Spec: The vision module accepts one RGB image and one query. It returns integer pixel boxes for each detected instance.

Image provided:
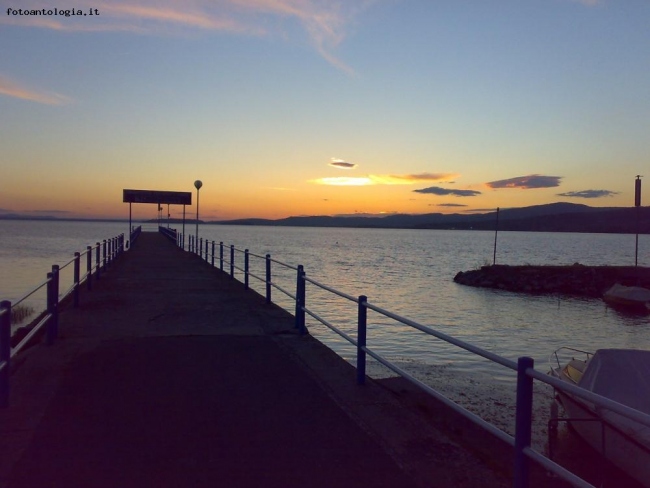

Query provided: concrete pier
[0,232,509,488]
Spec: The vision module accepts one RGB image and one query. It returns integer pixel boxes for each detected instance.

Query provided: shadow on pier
[0,233,508,488]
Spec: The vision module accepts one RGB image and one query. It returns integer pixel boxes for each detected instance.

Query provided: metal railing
[130,225,142,247]
[0,232,127,408]
[159,226,177,241]
[179,232,650,488]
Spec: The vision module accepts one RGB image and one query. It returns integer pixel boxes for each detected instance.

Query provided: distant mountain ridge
[213,202,650,234]
[2,203,649,234]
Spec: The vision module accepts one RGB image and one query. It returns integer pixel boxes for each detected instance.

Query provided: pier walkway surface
[0,232,509,488]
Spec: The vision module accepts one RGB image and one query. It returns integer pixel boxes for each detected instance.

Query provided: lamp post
[194,180,203,251]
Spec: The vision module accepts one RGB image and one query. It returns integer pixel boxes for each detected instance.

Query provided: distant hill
[212,203,650,234]
[3,203,649,234]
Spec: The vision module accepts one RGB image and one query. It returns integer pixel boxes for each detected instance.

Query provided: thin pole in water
[493,207,500,266]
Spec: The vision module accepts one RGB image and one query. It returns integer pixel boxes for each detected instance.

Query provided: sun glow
[309,177,374,186]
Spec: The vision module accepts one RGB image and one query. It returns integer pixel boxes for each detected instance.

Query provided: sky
[1,0,649,221]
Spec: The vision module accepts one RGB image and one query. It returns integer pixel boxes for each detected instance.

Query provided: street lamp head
[194,180,203,190]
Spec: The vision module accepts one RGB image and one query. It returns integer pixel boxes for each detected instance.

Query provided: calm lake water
[2,219,649,454]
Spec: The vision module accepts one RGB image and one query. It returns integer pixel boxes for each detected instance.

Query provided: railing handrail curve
[186,233,650,488]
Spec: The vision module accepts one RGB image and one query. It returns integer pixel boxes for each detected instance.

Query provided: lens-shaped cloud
[413,186,481,197]
[557,189,619,198]
[486,174,562,189]
[329,158,357,170]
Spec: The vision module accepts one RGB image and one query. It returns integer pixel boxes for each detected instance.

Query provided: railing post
[52,265,59,340]
[244,249,250,290]
[230,245,235,279]
[0,300,11,407]
[200,238,203,258]
[95,242,101,280]
[102,239,107,271]
[294,265,306,334]
[265,254,272,304]
[220,242,224,271]
[357,295,367,385]
[46,266,60,345]
[513,356,534,488]
[73,252,80,307]
[205,238,208,261]
[211,241,215,267]
[86,246,92,291]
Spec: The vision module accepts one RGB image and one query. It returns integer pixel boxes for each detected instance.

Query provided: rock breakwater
[454,264,650,298]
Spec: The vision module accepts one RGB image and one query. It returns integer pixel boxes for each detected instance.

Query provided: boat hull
[556,387,650,487]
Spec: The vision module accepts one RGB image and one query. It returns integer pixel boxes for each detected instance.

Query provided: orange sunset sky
[1,0,649,221]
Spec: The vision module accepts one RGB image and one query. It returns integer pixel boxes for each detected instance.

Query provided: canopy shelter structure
[123,189,192,243]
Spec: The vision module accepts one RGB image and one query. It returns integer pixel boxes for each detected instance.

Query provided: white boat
[602,283,650,311]
[549,348,650,487]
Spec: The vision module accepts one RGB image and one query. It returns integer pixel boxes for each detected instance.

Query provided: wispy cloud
[27,209,72,214]
[310,172,459,186]
[310,177,373,186]
[0,75,71,105]
[572,0,601,6]
[433,203,468,207]
[557,189,619,199]
[102,3,255,33]
[413,186,481,197]
[3,1,364,72]
[372,173,459,185]
[486,174,562,190]
[329,158,357,169]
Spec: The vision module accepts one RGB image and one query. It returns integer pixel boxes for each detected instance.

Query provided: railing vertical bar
[211,241,215,267]
[357,295,367,385]
[0,300,11,407]
[265,254,272,304]
[95,243,101,280]
[513,356,534,488]
[244,249,250,290]
[46,271,55,345]
[295,265,306,334]
[86,246,92,291]
[102,240,107,271]
[230,245,235,279]
[52,265,59,342]
[73,252,80,307]
[220,242,224,271]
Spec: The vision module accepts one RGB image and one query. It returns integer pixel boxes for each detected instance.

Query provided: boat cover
[603,284,650,305]
[578,349,650,444]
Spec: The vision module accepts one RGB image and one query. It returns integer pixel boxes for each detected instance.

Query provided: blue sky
[1,0,649,220]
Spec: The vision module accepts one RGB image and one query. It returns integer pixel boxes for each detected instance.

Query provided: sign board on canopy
[123,189,192,205]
